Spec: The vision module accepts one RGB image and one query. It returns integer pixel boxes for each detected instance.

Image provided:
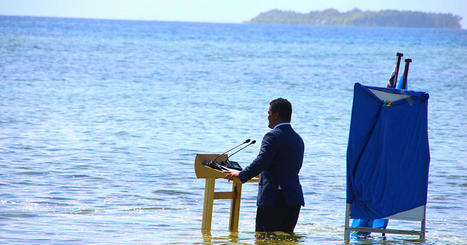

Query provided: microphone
[210,139,250,164]
[227,140,256,159]
[204,161,229,171]
[218,140,256,171]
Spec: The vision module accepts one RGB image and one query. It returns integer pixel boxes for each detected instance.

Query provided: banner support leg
[344,203,351,243]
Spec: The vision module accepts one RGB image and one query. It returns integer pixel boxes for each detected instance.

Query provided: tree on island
[248,9,462,29]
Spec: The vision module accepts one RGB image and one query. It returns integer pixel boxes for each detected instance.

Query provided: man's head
[267,98,292,129]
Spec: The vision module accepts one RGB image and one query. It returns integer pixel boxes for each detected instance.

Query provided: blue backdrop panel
[346,83,430,219]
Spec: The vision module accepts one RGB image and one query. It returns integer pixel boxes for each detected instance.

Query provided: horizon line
[1,14,465,30]
[0,14,241,24]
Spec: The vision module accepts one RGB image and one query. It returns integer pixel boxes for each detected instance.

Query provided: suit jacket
[239,124,305,206]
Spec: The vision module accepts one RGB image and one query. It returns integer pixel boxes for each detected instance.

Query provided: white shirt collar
[274,122,291,129]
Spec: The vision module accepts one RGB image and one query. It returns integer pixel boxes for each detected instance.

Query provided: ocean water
[0,16,466,244]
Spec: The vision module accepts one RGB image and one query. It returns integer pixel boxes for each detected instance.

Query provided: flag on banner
[396,74,406,89]
[387,68,397,88]
[387,52,403,88]
[397,59,412,90]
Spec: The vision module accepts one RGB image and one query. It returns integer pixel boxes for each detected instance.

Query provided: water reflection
[255,232,304,244]
[199,231,304,244]
[346,233,426,245]
[200,232,240,244]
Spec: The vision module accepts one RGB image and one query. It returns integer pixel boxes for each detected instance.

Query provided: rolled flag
[397,58,412,90]
[388,70,396,88]
[387,52,403,88]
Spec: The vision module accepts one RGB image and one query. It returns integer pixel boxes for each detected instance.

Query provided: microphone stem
[228,142,254,159]
[211,140,250,163]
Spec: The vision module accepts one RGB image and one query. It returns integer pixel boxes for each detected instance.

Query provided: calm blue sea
[0,16,466,244]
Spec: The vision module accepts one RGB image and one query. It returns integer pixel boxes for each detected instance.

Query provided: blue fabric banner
[346,83,430,219]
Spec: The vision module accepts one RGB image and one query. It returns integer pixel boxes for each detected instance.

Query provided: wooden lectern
[194,154,257,233]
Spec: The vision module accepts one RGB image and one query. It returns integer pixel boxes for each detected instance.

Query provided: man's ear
[273,112,280,121]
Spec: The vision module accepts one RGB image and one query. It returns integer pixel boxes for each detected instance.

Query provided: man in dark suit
[224,98,305,233]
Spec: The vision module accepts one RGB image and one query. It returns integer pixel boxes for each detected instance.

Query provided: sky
[1,0,466,28]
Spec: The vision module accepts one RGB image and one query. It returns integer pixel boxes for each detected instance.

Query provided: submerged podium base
[195,154,257,233]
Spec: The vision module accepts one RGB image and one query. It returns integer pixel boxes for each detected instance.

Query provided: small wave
[143,197,165,201]
[70,209,96,214]
[46,148,63,152]
[62,174,91,178]
[115,131,129,136]
[125,207,184,211]
[32,201,72,206]
[0,212,38,218]
[18,171,49,176]
[46,196,74,201]
[152,189,194,196]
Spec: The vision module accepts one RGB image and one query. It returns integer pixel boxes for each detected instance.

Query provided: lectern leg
[229,180,242,232]
[202,178,215,233]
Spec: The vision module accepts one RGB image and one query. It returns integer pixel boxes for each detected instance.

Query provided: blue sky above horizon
[1,0,466,28]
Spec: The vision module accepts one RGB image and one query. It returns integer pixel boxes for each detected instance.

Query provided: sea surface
[0,16,466,244]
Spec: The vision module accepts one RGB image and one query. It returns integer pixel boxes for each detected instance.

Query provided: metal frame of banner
[344,204,426,242]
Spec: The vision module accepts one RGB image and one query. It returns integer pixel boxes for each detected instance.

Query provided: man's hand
[223,169,240,182]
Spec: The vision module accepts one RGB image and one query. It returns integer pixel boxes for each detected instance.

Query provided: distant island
[248,9,462,29]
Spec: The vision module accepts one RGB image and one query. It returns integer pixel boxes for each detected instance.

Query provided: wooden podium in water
[194,154,257,233]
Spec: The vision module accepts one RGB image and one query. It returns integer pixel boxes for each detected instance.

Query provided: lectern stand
[194,154,257,233]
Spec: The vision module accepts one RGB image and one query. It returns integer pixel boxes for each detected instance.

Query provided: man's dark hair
[270,98,292,122]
